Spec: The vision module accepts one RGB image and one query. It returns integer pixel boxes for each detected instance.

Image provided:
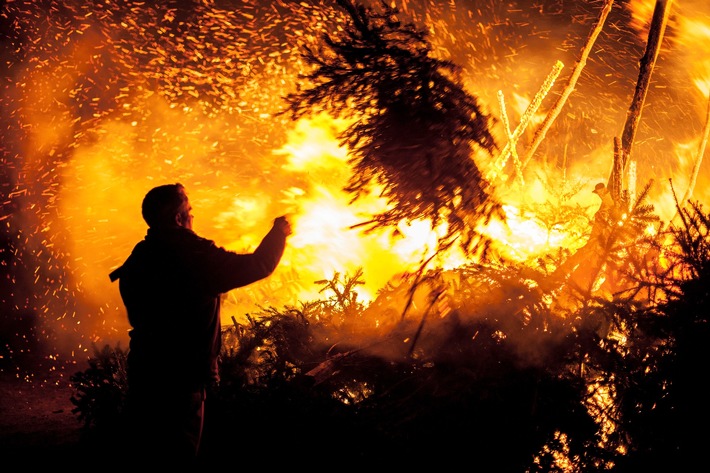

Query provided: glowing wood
[627,159,637,207]
[521,0,615,172]
[680,94,710,205]
[496,90,524,185]
[671,93,710,224]
[612,137,623,202]
[487,60,563,182]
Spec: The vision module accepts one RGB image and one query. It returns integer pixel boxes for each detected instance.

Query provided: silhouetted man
[109,183,291,466]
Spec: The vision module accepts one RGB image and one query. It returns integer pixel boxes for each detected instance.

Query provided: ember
[1,0,709,469]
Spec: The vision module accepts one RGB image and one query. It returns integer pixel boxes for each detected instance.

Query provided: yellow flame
[6,0,710,353]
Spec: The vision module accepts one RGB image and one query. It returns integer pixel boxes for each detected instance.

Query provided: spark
[0,0,708,367]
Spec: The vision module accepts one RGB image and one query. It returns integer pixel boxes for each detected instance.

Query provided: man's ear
[174,212,184,227]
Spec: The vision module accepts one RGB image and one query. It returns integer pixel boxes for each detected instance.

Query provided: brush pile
[71,197,710,471]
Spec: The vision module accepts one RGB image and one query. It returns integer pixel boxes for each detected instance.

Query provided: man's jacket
[109,224,287,392]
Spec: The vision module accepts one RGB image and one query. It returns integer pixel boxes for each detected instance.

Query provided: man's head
[141,183,193,229]
[592,182,607,195]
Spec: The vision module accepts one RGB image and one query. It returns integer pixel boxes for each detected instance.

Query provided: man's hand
[274,215,293,236]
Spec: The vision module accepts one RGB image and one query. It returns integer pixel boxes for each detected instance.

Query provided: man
[592,182,615,223]
[109,183,291,466]
[549,181,618,306]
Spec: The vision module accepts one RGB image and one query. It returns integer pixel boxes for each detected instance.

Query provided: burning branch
[497,90,525,186]
[487,61,564,183]
[679,93,710,206]
[520,0,615,172]
[612,137,624,201]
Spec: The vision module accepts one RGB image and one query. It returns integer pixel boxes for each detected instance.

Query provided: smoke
[1,0,709,362]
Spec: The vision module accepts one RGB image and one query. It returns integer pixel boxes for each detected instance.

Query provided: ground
[0,356,86,466]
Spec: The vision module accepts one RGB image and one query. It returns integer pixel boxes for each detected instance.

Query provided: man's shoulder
[169,228,224,256]
[149,227,214,245]
[180,228,216,246]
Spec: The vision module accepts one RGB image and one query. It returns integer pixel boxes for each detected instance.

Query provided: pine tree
[284,0,502,257]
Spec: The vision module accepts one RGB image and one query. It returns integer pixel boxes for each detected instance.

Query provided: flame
[627,0,660,37]
[266,114,472,304]
[485,205,574,260]
[1,0,709,357]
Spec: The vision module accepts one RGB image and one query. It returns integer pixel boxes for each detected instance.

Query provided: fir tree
[284,0,503,258]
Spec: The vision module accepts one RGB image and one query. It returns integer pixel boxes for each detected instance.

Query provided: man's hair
[141,183,187,228]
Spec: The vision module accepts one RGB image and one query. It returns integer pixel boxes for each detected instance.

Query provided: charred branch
[617,0,675,174]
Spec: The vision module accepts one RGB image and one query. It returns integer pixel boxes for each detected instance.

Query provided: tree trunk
[617,0,674,174]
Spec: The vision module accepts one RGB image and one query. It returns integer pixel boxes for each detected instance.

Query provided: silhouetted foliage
[284,0,503,258]
[69,343,127,430]
[548,180,662,313]
[609,199,710,472]
[69,197,709,470]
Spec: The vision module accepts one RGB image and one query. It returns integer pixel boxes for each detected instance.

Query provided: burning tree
[283,0,503,260]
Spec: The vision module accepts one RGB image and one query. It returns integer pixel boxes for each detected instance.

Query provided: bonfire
[2,0,708,470]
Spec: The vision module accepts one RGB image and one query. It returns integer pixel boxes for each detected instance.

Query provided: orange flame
[3,0,709,357]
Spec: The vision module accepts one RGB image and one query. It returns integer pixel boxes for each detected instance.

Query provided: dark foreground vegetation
[70,197,710,472]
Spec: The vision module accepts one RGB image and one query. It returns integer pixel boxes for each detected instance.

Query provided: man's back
[117,226,222,390]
